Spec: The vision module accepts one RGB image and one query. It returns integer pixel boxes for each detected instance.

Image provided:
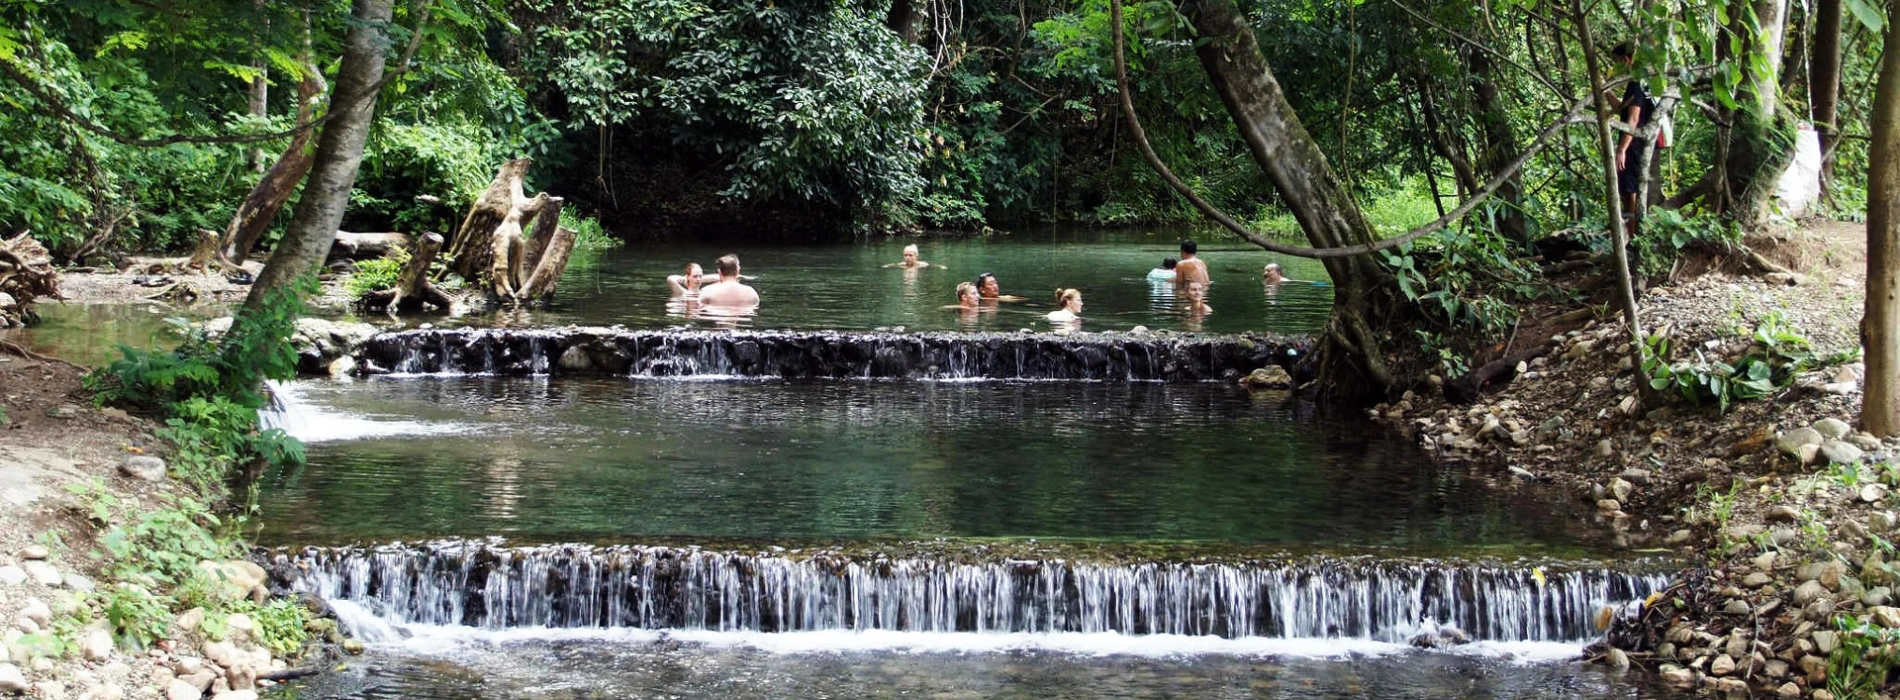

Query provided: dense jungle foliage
[0,0,1883,255]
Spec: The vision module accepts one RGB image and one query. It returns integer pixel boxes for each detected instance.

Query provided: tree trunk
[444,158,555,302]
[523,197,566,270]
[1865,13,1900,437]
[1419,77,1480,197]
[1466,45,1529,248]
[241,0,391,311]
[360,232,451,313]
[1724,0,1798,232]
[887,0,924,44]
[1184,0,1395,403]
[328,232,411,260]
[1575,0,1658,408]
[220,58,327,266]
[520,226,578,303]
[1811,0,1843,194]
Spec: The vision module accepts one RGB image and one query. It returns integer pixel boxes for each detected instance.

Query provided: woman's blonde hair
[1055,288,1081,305]
[904,244,920,256]
[955,281,976,299]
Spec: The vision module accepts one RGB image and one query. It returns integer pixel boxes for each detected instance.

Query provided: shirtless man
[886,244,932,269]
[1173,239,1209,293]
[975,272,1027,302]
[698,254,760,308]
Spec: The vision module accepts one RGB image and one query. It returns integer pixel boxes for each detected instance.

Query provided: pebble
[63,572,94,592]
[1824,439,1868,465]
[0,663,23,693]
[1741,572,1772,588]
[1793,580,1829,606]
[1814,418,1852,439]
[167,679,201,700]
[117,455,167,482]
[1710,654,1736,676]
[1814,630,1839,655]
[1869,586,1895,607]
[0,567,21,586]
[17,546,47,561]
[20,560,60,587]
[1766,505,1801,523]
[18,600,48,628]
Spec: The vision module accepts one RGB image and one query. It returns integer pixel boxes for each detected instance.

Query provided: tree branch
[1110,1,1588,259]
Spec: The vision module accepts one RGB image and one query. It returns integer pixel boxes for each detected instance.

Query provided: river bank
[1380,219,1894,697]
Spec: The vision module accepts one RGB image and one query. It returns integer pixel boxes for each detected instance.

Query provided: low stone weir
[276,541,1666,643]
[347,327,1306,381]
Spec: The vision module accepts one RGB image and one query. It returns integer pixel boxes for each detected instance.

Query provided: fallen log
[329,232,412,260]
[360,232,451,313]
[520,225,577,302]
[1443,342,1555,404]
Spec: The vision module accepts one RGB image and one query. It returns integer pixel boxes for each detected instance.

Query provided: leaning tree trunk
[1467,45,1529,248]
[220,57,327,267]
[444,158,558,303]
[1864,12,1900,437]
[361,232,451,312]
[241,0,390,311]
[1811,0,1843,196]
[1185,0,1396,404]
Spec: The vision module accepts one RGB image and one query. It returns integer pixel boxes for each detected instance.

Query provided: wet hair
[1180,239,1197,255]
[716,254,741,277]
[903,244,920,256]
[1162,257,1178,270]
[686,263,703,276]
[1264,263,1281,272]
[955,281,977,300]
[977,272,996,287]
[1611,42,1634,60]
[1055,288,1082,306]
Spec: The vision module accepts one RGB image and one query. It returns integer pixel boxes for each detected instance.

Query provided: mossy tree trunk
[1864,12,1900,437]
[1184,0,1396,404]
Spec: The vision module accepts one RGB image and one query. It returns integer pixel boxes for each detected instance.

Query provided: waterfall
[352,328,1305,382]
[279,542,1666,643]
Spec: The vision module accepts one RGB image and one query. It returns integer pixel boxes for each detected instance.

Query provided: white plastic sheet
[1775,123,1824,219]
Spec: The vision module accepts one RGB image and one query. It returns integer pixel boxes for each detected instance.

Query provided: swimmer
[1046,288,1084,323]
[976,272,1028,302]
[885,244,933,269]
[1173,239,1209,293]
[699,254,760,308]
[942,280,982,310]
[1147,257,1177,281]
[666,263,720,297]
[1184,281,1212,314]
[1261,262,1309,285]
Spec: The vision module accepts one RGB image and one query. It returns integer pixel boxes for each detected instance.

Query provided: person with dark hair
[699,254,759,308]
[1173,239,1209,292]
[1147,256,1178,281]
[1612,42,1657,240]
[975,272,1026,302]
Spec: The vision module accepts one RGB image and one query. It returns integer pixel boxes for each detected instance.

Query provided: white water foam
[377,625,1585,662]
[327,599,404,644]
[260,380,474,443]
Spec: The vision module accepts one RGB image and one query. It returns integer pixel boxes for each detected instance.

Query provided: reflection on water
[286,628,1686,700]
[0,302,205,367]
[255,378,1600,552]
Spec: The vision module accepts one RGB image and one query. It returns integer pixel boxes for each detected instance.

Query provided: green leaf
[1845,0,1886,32]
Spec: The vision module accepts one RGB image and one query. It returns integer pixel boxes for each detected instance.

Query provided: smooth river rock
[0,663,25,693]
[1777,427,1825,457]
[1814,418,1852,440]
[19,561,59,587]
[118,455,167,482]
[1823,439,1867,465]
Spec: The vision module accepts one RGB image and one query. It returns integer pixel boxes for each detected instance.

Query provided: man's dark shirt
[1621,79,1657,130]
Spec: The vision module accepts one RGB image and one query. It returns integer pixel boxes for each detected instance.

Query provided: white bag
[1655,113,1674,149]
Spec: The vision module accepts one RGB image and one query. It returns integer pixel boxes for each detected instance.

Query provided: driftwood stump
[360,232,451,313]
[0,233,60,327]
[444,158,574,305]
[329,232,411,260]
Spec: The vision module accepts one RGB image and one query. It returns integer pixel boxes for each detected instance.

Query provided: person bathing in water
[666,263,720,297]
[943,281,984,310]
[1147,257,1177,281]
[1173,239,1209,293]
[698,254,760,309]
[886,244,933,269]
[976,272,1027,302]
[1046,288,1084,323]
[1183,281,1212,314]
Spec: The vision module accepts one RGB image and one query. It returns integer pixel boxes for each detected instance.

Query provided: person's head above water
[715,254,741,278]
[903,244,920,262]
[1161,257,1178,270]
[955,281,979,306]
[1054,287,1082,311]
[1180,239,1198,257]
[977,272,1000,298]
[1186,281,1206,302]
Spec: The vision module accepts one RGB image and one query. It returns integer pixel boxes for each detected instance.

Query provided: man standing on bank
[1613,42,1657,242]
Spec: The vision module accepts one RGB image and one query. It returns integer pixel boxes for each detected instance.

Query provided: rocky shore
[1376,224,1899,697]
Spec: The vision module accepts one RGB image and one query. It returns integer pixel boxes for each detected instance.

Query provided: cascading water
[350,327,1307,382]
[279,541,1665,644]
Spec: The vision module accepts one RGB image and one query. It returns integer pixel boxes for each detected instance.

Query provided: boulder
[81,627,113,662]
[196,560,267,602]
[118,455,167,482]
[167,678,202,700]
[1822,440,1867,465]
[1239,366,1293,390]
[1814,418,1853,440]
[20,561,59,587]
[1777,427,1825,457]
